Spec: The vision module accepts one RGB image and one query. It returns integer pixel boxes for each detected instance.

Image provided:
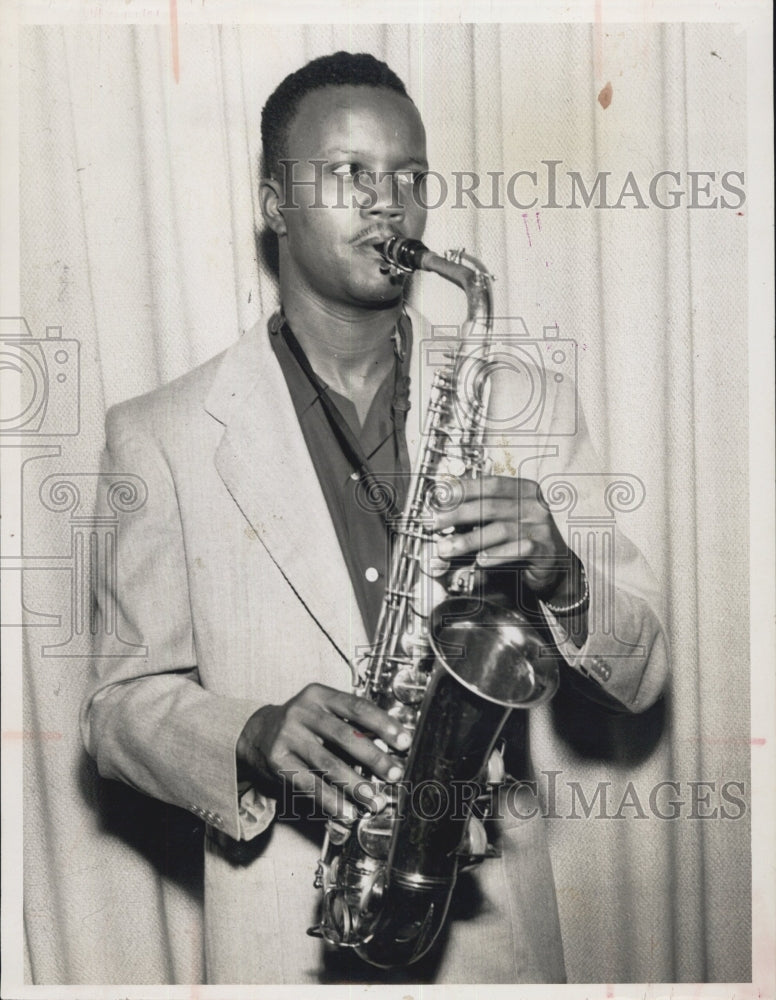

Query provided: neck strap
[277,315,412,523]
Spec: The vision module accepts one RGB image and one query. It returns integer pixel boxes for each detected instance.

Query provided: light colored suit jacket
[80,308,668,984]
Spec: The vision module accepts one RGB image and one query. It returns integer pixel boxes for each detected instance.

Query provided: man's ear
[259,177,287,236]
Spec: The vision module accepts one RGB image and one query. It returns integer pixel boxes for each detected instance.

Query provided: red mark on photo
[522,213,532,248]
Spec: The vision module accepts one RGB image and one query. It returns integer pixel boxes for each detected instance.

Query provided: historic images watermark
[272,159,747,211]
[1,315,147,656]
[273,770,748,823]
[0,317,80,436]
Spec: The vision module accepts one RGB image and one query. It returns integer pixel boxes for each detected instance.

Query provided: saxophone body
[307,237,559,968]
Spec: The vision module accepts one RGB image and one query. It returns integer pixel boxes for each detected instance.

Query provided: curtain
[15,20,750,986]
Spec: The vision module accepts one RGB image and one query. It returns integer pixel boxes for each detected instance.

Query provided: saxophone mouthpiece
[379,236,431,274]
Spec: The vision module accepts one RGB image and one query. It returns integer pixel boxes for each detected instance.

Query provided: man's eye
[332,164,371,183]
[394,170,425,186]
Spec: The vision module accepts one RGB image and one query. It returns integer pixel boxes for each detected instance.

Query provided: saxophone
[307,236,560,968]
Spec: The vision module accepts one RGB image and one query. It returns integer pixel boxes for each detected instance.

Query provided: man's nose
[361,172,405,222]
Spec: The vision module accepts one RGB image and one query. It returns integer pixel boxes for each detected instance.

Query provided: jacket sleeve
[488,361,669,714]
[79,403,275,841]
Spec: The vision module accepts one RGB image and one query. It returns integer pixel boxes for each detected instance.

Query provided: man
[81,52,668,984]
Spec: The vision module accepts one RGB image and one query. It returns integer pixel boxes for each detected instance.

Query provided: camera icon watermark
[420,318,578,439]
[0,317,80,436]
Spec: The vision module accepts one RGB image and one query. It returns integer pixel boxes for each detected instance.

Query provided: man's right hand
[236,683,412,821]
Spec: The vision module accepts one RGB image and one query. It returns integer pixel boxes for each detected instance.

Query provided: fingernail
[387,765,403,782]
[396,732,411,750]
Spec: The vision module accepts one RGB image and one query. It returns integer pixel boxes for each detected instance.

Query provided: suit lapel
[205,317,369,665]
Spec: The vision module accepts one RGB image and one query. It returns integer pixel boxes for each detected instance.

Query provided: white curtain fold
[19,21,749,985]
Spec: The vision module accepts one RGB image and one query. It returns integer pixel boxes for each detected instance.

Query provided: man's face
[271,85,428,310]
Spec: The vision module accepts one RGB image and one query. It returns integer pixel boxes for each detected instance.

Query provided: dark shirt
[269,315,413,637]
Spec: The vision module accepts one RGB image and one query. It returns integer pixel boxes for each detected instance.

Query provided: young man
[81,52,668,984]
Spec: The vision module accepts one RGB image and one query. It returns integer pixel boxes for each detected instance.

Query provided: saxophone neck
[379,237,493,334]
[432,250,493,335]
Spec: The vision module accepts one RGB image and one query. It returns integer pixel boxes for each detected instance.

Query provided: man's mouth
[349,225,401,250]
[348,226,409,279]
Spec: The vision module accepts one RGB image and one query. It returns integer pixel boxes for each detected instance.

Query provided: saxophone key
[357,807,395,860]
[325,816,356,846]
[442,456,467,477]
[456,815,489,860]
[392,667,427,705]
[400,632,431,656]
[485,746,506,785]
[357,782,388,814]
[388,702,419,729]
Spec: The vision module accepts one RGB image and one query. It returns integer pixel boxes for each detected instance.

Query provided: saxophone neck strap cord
[276,313,412,525]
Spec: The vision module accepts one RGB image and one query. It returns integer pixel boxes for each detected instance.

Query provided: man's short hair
[261,51,411,181]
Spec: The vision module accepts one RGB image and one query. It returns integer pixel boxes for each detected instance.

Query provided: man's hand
[432,475,574,599]
[237,684,412,821]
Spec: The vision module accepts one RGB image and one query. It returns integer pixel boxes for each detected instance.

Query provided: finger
[285,745,390,819]
[312,711,405,784]
[434,497,541,531]
[431,478,512,522]
[433,488,548,532]
[303,742,394,813]
[476,543,564,594]
[436,520,512,560]
[278,751,359,822]
[432,475,542,507]
[474,538,536,567]
[323,691,412,752]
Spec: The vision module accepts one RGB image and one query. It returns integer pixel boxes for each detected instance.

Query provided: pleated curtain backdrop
[19,21,750,985]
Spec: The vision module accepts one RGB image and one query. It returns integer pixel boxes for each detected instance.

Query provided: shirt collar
[267,310,413,418]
